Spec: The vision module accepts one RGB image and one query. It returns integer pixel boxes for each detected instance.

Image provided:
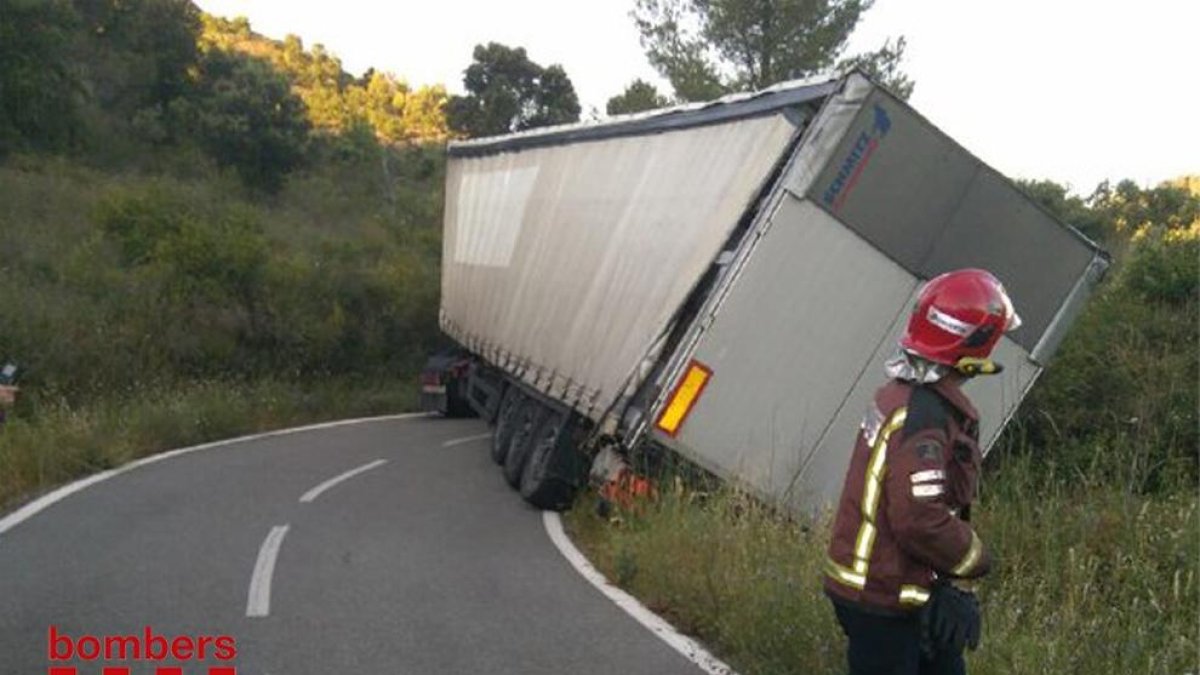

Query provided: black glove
[923,581,981,654]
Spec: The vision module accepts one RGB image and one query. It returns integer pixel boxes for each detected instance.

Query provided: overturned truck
[424,71,1107,512]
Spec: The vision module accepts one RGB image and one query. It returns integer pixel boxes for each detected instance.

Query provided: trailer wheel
[491,387,523,465]
[519,412,577,511]
[502,399,542,488]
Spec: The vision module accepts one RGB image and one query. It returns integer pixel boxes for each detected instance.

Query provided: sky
[194,0,1198,194]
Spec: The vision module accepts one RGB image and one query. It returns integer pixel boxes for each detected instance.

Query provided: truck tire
[502,398,542,488]
[519,412,578,511]
[491,387,523,465]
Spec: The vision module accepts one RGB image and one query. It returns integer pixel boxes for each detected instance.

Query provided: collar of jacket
[931,376,980,422]
[884,350,980,422]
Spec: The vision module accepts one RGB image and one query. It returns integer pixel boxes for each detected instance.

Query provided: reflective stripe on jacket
[824,377,991,614]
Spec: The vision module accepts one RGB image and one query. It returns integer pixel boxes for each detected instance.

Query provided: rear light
[420,372,441,386]
[655,360,713,437]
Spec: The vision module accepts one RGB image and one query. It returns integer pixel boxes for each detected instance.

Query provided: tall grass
[566,467,1199,674]
[0,376,418,510]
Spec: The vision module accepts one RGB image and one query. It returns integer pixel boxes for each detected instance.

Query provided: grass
[565,458,1199,674]
[0,376,418,512]
[0,151,444,513]
[0,153,443,402]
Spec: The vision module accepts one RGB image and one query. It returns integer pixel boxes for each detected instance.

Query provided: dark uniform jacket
[825,377,991,614]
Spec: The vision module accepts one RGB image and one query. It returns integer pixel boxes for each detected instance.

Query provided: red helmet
[900,269,1021,368]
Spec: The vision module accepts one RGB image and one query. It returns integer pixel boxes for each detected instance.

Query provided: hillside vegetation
[567,177,1200,674]
[0,2,448,508]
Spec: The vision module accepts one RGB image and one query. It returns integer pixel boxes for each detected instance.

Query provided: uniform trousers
[831,598,966,675]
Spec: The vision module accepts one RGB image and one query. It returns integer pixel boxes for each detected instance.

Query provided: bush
[183,49,311,192]
[1123,226,1199,306]
[1006,225,1199,493]
[0,151,443,406]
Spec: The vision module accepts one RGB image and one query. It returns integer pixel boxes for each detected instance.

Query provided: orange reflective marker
[655,360,713,437]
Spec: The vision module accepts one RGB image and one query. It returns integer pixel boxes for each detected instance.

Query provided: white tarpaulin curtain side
[441,114,800,416]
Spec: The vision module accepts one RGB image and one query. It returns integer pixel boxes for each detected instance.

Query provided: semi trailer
[422,70,1108,512]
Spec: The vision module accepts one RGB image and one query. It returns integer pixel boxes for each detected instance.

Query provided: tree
[186,50,310,192]
[633,0,911,102]
[446,43,581,138]
[400,84,450,142]
[0,0,82,153]
[606,79,672,115]
[1019,177,1200,251]
[73,0,201,114]
[344,72,450,143]
[526,64,582,129]
[200,15,448,143]
[1017,178,1110,243]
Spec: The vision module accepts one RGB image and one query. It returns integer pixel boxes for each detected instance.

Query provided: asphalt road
[0,415,705,674]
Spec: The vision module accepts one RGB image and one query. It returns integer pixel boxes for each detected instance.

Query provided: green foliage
[0,5,448,188]
[72,0,201,115]
[345,71,450,143]
[0,376,417,509]
[183,49,311,192]
[633,0,907,101]
[0,0,202,155]
[446,42,582,137]
[95,186,268,309]
[632,0,736,102]
[0,152,443,402]
[1123,227,1198,305]
[1008,177,1199,494]
[0,0,82,153]
[200,15,449,144]
[606,79,672,115]
[1095,178,1200,237]
[527,64,582,129]
[1016,178,1110,242]
[1007,234,1198,493]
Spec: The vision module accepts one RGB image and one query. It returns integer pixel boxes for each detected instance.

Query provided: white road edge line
[299,459,388,503]
[441,432,493,448]
[246,525,290,618]
[542,511,739,675]
[0,412,430,539]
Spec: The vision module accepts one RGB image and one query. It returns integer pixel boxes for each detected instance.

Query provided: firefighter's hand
[929,581,982,652]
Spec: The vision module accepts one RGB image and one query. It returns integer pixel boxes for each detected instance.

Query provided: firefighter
[825,268,1021,675]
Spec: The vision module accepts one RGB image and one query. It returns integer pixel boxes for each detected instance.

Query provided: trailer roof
[446,74,841,158]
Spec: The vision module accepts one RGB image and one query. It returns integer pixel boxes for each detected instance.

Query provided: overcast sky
[194,0,1197,194]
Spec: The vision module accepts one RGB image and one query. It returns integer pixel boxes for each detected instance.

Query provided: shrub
[1006,225,1198,493]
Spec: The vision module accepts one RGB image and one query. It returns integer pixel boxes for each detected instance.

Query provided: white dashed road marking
[299,459,388,504]
[247,525,290,618]
[441,433,493,448]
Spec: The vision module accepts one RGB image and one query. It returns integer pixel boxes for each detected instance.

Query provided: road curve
[0,415,705,674]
